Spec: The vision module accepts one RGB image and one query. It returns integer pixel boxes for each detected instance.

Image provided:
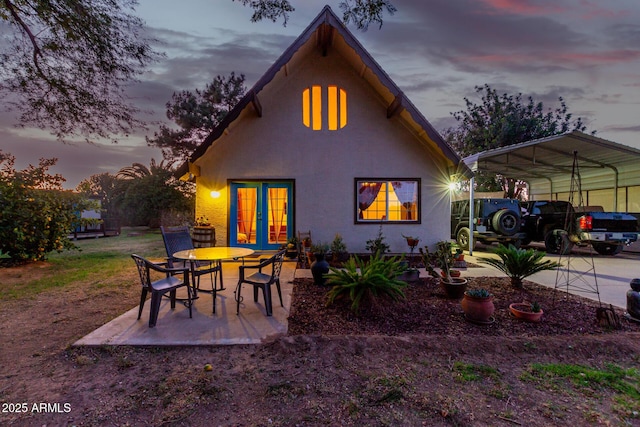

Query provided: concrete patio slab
[75,261,310,346]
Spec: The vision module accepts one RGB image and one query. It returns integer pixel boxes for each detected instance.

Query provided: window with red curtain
[355,179,420,223]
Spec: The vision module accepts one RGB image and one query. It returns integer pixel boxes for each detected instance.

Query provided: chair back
[161,226,194,263]
[270,249,287,281]
[131,254,151,288]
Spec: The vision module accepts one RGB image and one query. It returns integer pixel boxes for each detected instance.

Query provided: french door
[230,181,293,250]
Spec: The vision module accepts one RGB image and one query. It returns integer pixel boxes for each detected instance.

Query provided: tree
[0,151,91,261]
[235,0,396,30]
[76,172,125,228]
[146,73,247,163]
[0,0,158,143]
[116,159,193,227]
[1,1,396,142]
[444,84,591,197]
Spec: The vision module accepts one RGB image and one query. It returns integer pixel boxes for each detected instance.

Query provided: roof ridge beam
[317,23,333,56]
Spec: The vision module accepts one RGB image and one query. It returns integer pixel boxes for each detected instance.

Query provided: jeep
[451,198,527,250]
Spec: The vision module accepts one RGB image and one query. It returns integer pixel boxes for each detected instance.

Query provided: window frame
[354,178,421,224]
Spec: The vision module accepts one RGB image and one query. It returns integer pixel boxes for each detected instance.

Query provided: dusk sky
[3,0,640,189]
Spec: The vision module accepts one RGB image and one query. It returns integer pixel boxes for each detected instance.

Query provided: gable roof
[177,5,471,179]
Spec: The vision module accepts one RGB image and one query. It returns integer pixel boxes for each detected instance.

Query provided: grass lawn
[1,228,165,300]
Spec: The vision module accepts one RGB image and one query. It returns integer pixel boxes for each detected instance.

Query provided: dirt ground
[2,261,640,426]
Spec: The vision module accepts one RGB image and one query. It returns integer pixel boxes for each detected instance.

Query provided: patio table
[172,247,255,292]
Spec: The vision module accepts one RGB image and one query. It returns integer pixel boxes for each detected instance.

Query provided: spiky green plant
[479,244,561,289]
[325,252,407,314]
[465,288,492,298]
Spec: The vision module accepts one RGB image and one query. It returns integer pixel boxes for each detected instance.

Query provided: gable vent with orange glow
[302,85,347,130]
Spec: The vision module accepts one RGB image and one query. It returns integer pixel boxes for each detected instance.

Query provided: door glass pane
[236,187,257,245]
[268,187,288,245]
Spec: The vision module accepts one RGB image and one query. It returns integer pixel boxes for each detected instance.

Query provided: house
[177,5,472,253]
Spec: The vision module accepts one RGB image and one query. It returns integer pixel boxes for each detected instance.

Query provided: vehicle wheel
[544,229,573,255]
[456,227,476,251]
[592,242,624,256]
[492,209,519,236]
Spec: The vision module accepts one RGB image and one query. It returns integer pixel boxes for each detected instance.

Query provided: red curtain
[358,182,382,219]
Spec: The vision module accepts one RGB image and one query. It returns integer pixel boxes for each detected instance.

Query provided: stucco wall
[194,45,452,253]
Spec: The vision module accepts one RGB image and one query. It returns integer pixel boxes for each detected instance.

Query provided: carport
[461,131,640,253]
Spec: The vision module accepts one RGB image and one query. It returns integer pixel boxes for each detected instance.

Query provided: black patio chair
[235,249,286,316]
[131,254,192,327]
[161,225,221,294]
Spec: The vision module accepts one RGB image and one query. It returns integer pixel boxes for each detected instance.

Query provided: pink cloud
[458,49,640,69]
[578,0,628,20]
[478,0,566,15]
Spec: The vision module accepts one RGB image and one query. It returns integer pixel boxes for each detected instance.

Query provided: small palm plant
[325,252,407,314]
[479,244,561,289]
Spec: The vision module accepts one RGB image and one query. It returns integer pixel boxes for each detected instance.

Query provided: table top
[173,247,255,261]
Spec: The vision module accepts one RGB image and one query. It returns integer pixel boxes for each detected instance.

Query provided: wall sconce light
[210,190,221,199]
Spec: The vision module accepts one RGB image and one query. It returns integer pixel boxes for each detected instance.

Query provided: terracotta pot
[440,270,461,278]
[509,303,543,322]
[406,238,419,247]
[440,277,467,299]
[461,293,495,323]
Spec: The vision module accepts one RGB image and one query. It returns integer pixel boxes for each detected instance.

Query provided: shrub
[0,152,90,261]
[365,225,390,255]
[325,252,407,314]
[479,244,561,289]
[330,233,347,255]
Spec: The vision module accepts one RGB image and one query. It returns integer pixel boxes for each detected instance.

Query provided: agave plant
[479,244,561,289]
[325,252,407,314]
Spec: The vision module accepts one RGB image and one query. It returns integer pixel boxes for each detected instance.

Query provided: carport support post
[468,176,475,255]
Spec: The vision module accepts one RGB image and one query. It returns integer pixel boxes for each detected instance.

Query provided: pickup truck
[520,200,639,255]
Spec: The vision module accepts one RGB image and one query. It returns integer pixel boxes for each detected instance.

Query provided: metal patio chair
[160,225,221,295]
[235,249,286,316]
[131,254,192,327]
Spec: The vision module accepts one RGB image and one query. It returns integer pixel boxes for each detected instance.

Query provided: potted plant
[310,242,330,286]
[461,288,494,324]
[302,236,312,248]
[478,244,561,289]
[509,301,543,322]
[285,236,299,259]
[452,247,467,268]
[421,241,467,299]
[192,215,216,247]
[402,234,420,248]
[330,233,349,265]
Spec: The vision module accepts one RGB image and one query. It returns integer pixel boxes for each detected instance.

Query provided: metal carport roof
[462,131,640,205]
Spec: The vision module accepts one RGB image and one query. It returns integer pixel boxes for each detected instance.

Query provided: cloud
[602,124,640,133]
[359,0,640,76]
[0,118,163,189]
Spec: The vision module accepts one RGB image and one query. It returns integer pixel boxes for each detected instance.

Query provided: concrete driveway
[466,243,640,309]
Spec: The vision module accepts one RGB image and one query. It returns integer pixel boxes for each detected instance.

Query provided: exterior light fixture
[210,190,221,198]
